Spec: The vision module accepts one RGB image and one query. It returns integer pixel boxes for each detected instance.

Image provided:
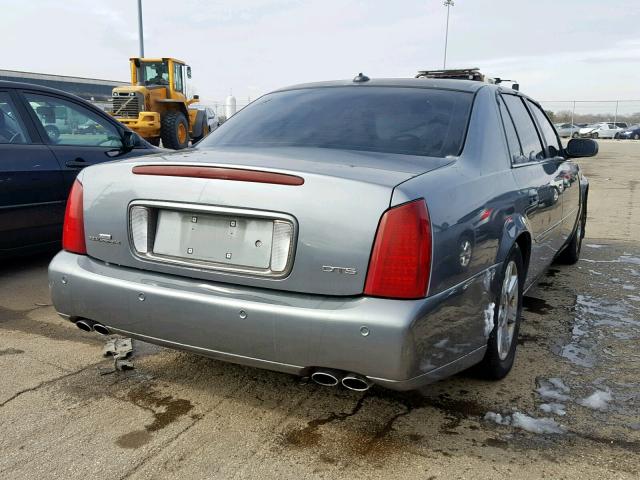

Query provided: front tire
[161,111,189,149]
[572,132,579,139]
[592,132,599,139]
[634,133,639,140]
[476,244,524,380]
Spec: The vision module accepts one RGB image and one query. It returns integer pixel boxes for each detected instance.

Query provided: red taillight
[62,179,86,254]
[364,199,432,299]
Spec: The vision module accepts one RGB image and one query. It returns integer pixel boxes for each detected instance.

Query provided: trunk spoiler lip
[131,165,304,186]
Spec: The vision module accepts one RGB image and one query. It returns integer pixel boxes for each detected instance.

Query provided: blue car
[616,124,640,140]
[0,81,159,258]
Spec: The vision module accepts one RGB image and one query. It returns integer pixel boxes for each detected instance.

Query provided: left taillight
[62,179,86,254]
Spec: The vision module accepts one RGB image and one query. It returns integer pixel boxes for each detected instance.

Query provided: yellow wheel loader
[111,58,209,149]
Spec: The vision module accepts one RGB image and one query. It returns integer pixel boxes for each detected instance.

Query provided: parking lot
[0,140,638,479]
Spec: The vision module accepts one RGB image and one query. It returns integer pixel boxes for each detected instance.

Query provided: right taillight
[62,179,87,255]
[364,199,432,299]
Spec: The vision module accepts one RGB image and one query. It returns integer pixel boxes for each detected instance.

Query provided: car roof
[275,77,488,93]
[0,79,92,101]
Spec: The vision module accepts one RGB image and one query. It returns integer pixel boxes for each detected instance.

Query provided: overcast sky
[2,0,639,108]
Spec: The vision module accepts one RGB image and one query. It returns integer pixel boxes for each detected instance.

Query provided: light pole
[137,0,145,58]
[443,0,454,69]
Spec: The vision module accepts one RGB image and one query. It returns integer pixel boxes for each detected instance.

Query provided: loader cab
[131,58,192,99]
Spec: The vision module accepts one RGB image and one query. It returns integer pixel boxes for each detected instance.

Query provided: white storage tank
[225,95,237,118]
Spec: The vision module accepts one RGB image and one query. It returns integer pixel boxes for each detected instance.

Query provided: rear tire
[557,211,585,265]
[160,111,189,149]
[193,120,209,143]
[476,244,524,380]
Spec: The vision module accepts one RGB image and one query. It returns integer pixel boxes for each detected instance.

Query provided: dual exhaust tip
[310,369,372,392]
[75,319,110,336]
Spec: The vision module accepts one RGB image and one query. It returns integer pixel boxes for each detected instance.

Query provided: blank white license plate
[152,210,274,268]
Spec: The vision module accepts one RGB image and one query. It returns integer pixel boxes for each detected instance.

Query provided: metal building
[0,69,126,102]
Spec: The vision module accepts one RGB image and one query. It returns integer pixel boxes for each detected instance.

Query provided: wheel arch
[496,213,532,281]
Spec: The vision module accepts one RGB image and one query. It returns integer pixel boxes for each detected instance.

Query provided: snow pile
[539,403,567,416]
[536,377,571,402]
[511,413,566,434]
[578,390,613,411]
[483,302,496,337]
[484,411,566,434]
[484,412,510,425]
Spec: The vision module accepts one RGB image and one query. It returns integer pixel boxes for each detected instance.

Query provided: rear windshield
[200,86,473,158]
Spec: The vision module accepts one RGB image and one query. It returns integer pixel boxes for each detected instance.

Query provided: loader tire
[161,111,189,150]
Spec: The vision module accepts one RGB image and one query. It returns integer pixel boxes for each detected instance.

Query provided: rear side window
[497,95,522,164]
[502,94,544,163]
[202,87,473,158]
[527,100,561,157]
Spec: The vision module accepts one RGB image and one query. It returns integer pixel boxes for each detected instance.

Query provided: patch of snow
[619,255,640,265]
[578,390,613,411]
[548,377,570,393]
[484,411,566,434]
[536,378,571,401]
[623,285,636,291]
[511,412,566,434]
[585,244,605,249]
[483,302,496,337]
[539,403,567,416]
[484,412,511,425]
[588,269,603,276]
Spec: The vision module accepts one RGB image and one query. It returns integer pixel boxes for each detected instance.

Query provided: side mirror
[565,138,598,158]
[121,130,137,153]
[193,94,199,100]
[512,83,519,91]
[186,66,192,79]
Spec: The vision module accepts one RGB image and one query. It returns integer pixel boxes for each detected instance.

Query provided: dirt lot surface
[1,140,639,479]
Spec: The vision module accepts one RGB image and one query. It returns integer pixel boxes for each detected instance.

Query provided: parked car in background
[0,80,160,258]
[615,124,640,140]
[555,123,582,138]
[579,122,622,139]
[189,104,219,143]
[49,77,596,391]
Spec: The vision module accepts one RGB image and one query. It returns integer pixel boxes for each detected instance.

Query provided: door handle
[65,158,87,168]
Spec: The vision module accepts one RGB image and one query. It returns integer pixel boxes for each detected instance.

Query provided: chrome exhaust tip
[75,319,95,332]
[93,324,110,336]
[341,373,373,392]
[310,369,342,387]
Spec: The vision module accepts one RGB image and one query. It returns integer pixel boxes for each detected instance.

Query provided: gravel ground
[0,140,639,479]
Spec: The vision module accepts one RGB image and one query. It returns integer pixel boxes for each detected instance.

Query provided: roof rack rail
[415,68,485,81]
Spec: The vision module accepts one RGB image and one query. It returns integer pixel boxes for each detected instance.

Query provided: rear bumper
[49,251,493,390]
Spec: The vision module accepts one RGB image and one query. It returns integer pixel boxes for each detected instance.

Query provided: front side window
[0,92,29,144]
[527,100,561,157]
[502,94,544,163]
[141,61,169,86]
[25,93,122,147]
[201,87,473,158]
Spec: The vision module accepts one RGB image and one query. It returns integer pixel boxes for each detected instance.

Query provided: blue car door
[20,90,154,191]
[0,89,66,254]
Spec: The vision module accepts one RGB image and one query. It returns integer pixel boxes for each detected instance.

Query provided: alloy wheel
[496,260,519,361]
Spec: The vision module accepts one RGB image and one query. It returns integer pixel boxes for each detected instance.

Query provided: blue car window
[502,94,545,164]
[0,92,29,144]
[527,100,562,157]
[497,95,522,164]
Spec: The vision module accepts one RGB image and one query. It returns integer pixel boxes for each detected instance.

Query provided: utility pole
[443,0,454,69]
[137,0,145,58]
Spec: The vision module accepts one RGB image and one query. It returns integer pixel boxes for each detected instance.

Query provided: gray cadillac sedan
[49,77,596,391]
